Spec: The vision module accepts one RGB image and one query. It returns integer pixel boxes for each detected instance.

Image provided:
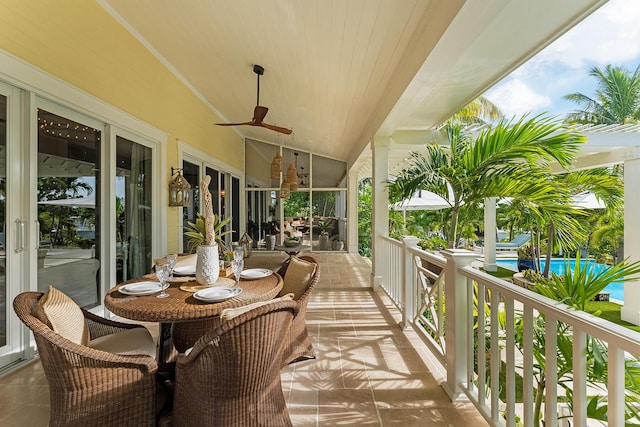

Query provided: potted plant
[331,235,344,251]
[516,243,536,272]
[184,213,233,254]
[247,220,260,248]
[262,221,279,250]
[284,235,301,247]
[317,220,332,250]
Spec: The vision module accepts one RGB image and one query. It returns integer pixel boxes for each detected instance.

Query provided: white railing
[375,235,640,427]
[377,236,403,308]
[409,245,447,364]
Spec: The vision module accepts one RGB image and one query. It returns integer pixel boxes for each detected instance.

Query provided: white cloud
[524,0,640,71]
[485,79,551,118]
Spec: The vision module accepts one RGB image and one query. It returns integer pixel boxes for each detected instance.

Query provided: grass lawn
[585,301,640,333]
[482,265,516,279]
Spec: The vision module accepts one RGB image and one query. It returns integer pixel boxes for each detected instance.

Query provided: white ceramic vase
[196,243,220,285]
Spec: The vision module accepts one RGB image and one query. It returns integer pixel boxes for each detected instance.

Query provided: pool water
[496,259,624,302]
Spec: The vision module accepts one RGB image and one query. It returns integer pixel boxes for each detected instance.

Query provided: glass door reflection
[37,109,101,308]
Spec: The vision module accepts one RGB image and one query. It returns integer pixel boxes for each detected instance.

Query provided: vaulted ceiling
[100,0,607,177]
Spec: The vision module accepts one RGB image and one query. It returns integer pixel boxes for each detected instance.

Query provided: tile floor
[0,252,488,426]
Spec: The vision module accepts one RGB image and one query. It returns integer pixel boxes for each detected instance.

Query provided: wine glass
[233,245,244,261]
[155,264,170,298]
[166,253,178,279]
[231,257,244,286]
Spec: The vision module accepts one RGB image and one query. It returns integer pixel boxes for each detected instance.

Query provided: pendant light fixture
[270,149,282,180]
[280,179,290,199]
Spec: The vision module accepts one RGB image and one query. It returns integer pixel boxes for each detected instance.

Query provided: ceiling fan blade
[260,122,293,135]
[214,121,255,126]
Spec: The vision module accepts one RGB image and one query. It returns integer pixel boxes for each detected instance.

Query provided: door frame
[0,49,168,369]
[178,141,244,253]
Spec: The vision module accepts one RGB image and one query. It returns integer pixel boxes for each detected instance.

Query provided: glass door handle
[14,219,24,253]
[36,220,41,249]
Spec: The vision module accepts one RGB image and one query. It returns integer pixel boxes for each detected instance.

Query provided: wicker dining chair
[276,255,320,365]
[173,299,298,427]
[13,291,166,427]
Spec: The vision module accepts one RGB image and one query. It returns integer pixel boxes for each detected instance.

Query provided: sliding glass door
[180,157,241,253]
[115,136,153,282]
[37,108,102,308]
[0,86,12,367]
[0,76,161,370]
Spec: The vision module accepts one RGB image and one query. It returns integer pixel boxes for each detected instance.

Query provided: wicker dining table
[104,270,283,373]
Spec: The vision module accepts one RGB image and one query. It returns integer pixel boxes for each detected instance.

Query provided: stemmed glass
[166,253,178,279]
[231,246,244,286]
[155,264,170,298]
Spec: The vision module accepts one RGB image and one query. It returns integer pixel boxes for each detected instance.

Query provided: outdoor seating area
[495,233,530,250]
[4,2,639,426]
[0,253,488,426]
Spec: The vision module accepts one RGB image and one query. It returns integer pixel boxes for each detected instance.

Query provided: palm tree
[564,64,640,125]
[451,95,504,125]
[497,197,531,241]
[539,168,622,276]
[389,115,585,248]
[591,209,625,263]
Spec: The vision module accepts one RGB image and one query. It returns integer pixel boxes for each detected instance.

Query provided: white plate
[118,281,167,296]
[173,265,196,276]
[193,286,243,302]
[240,268,273,280]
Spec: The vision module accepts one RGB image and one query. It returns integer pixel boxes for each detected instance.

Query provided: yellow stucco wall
[0,0,242,252]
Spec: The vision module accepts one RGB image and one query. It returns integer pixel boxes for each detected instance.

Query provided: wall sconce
[168,167,192,207]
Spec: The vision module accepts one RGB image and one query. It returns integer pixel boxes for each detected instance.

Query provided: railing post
[442,249,478,400]
[401,236,420,328]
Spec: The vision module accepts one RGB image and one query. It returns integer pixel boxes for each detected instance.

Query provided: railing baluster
[467,277,475,393]
[505,296,515,427]
[572,329,587,427]
[522,306,534,427]
[490,290,500,421]
[477,281,486,408]
[545,316,558,427]
[608,345,625,427]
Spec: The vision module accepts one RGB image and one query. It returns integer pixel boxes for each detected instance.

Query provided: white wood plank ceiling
[101,0,607,177]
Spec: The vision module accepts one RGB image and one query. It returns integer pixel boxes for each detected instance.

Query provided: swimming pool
[496,258,624,302]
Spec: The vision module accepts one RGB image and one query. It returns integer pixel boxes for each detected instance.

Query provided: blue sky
[485,0,640,119]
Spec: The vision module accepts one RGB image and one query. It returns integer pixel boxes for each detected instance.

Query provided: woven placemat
[180,277,236,292]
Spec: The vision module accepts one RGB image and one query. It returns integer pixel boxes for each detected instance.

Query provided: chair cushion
[280,256,317,299]
[89,327,156,357]
[32,285,90,346]
[220,293,294,322]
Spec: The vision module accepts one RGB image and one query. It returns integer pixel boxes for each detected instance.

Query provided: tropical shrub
[183,214,233,253]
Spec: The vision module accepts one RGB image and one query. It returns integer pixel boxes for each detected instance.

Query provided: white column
[442,249,478,399]
[372,136,390,290]
[483,197,497,272]
[622,158,640,324]
[347,168,359,253]
[401,236,420,328]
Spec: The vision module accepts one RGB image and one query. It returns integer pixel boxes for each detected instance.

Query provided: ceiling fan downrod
[253,64,264,107]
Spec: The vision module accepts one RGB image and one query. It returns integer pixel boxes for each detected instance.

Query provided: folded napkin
[154,254,196,269]
[175,254,197,268]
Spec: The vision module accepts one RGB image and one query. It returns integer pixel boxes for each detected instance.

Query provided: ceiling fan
[215,64,292,135]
